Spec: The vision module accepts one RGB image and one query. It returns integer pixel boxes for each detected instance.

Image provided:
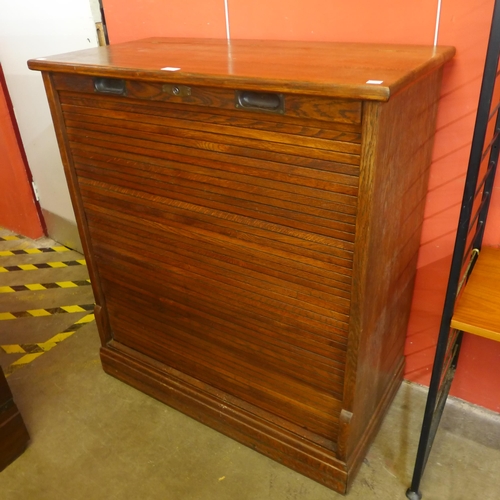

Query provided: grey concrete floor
[1,227,500,500]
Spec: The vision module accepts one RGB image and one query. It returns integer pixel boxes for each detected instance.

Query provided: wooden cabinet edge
[27,41,455,103]
[338,67,445,465]
[40,72,112,345]
[339,358,405,492]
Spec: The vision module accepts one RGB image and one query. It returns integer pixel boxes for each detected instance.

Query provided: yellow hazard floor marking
[55,281,78,288]
[22,246,69,254]
[0,312,17,320]
[38,342,57,352]
[26,309,52,317]
[18,264,39,271]
[0,280,92,294]
[10,353,45,367]
[0,261,87,273]
[1,345,26,354]
[0,230,94,376]
[48,331,77,343]
[60,305,88,313]
[25,284,47,291]
[47,261,68,268]
[0,246,71,257]
[75,314,95,324]
[0,330,86,356]
[1,314,95,376]
[0,304,94,320]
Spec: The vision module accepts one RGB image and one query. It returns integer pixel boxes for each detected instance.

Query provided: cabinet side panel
[40,72,111,344]
[340,69,444,476]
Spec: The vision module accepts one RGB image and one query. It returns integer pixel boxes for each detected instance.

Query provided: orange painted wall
[405,0,500,412]
[228,1,436,44]
[102,0,500,411]
[102,0,227,43]
[0,69,44,239]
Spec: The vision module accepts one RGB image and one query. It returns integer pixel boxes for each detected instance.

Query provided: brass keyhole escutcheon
[162,84,191,96]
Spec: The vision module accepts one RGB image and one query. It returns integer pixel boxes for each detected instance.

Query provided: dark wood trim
[0,368,29,472]
[41,72,112,345]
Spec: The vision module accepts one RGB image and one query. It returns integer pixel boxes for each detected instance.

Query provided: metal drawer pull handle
[236,90,284,113]
[94,77,126,95]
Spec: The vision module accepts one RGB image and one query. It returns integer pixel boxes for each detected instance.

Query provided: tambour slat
[81,197,354,292]
[74,158,356,248]
[72,144,355,227]
[94,248,346,350]
[66,128,360,189]
[60,92,363,141]
[102,284,345,404]
[72,149,357,236]
[90,236,350,341]
[67,119,358,189]
[110,307,342,438]
[104,283,347,387]
[89,222,351,321]
[96,246,349,360]
[65,117,360,165]
[70,138,356,225]
[62,104,361,156]
[87,216,352,309]
[78,180,355,273]
[85,205,353,296]
[104,275,348,373]
[92,235,351,334]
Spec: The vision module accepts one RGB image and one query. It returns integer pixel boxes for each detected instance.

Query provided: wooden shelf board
[451,246,500,341]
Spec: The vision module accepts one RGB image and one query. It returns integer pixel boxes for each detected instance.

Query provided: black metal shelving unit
[406,2,500,498]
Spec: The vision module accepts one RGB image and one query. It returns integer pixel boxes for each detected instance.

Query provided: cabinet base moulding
[101,342,404,494]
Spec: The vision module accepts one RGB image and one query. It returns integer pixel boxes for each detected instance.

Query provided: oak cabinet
[29,38,454,493]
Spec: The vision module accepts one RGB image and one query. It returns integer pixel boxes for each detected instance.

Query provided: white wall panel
[0,0,98,230]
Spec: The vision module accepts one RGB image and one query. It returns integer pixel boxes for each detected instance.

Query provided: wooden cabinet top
[28,37,455,101]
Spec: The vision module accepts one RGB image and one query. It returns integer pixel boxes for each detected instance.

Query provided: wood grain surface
[28,38,455,101]
[452,247,500,340]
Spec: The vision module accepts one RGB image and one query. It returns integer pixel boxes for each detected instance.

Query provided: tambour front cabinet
[29,39,454,493]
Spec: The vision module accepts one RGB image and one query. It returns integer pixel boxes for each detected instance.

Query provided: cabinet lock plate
[162,84,191,96]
